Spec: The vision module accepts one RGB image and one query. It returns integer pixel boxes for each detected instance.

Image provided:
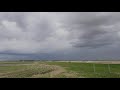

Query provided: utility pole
[108,64,111,73]
[93,63,96,73]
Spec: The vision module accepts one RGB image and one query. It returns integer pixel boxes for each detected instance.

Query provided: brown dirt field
[54,61,120,64]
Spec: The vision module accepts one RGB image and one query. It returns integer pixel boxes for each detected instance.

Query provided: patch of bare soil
[86,61,120,64]
[32,64,80,78]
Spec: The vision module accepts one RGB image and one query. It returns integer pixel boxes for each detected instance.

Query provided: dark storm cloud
[0,12,120,60]
[59,12,120,48]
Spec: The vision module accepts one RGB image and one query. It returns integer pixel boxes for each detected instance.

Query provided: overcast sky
[0,12,120,60]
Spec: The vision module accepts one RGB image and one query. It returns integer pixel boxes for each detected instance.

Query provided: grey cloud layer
[0,12,72,54]
[0,12,120,58]
[59,12,120,48]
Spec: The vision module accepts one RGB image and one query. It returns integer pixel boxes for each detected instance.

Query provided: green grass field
[0,61,120,78]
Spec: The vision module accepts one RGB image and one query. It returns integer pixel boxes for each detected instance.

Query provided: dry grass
[0,62,79,78]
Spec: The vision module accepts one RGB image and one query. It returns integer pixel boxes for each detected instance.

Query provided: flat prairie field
[0,61,120,78]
